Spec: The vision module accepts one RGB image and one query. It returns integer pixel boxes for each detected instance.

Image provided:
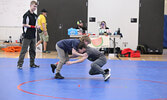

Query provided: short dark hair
[41,9,47,13]
[78,42,87,49]
[30,1,37,5]
[79,36,91,44]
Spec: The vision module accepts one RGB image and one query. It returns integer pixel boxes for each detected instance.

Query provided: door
[38,0,88,50]
[138,0,164,52]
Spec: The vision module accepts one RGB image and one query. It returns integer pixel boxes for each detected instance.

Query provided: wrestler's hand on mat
[66,61,73,65]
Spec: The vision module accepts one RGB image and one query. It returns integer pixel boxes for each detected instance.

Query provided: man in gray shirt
[66,46,111,81]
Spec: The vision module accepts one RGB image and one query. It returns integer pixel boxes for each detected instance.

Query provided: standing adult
[36,9,50,53]
[17,1,40,69]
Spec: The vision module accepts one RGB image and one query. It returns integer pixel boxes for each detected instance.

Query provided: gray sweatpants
[89,56,107,75]
[17,38,36,66]
[56,44,69,73]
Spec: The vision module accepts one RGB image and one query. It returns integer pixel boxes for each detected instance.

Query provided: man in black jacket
[17,1,40,69]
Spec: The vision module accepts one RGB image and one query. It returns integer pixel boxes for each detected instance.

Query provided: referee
[17,1,40,69]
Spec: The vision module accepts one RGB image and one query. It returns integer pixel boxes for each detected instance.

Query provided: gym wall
[0,0,165,52]
[88,0,140,50]
[0,0,37,42]
[37,0,88,51]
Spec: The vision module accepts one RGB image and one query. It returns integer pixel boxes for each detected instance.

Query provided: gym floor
[0,51,167,100]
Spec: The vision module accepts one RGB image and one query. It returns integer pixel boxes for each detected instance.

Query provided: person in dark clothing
[17,1,40,69]
[76,20,87,34]
[66,46,111,81]
[50,36,91,79]
[51,44,111,81]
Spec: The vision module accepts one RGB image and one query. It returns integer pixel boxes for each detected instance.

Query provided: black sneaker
[42,51,46,53]
[103,73,111,81]
[43,51,50,53]
[55,73,64,79]
[104,68,111,74]
[17,65,22,69]
[46,51,51,53]
[51,64,57,73]
[30,64,40,68]
[103,68,111,81]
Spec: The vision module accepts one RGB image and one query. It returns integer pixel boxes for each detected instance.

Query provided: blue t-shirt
[57,39,80,53]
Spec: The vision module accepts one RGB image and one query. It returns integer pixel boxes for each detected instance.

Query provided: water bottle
[9,36,12,43]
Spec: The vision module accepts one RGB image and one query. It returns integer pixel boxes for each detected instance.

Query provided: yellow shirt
[37,14,47,31]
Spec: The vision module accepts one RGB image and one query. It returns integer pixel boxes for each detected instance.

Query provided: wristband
[30,25,36,28]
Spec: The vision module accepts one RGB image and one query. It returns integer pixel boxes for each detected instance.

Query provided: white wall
[88,0,139,50]
[165,0,167,15]
[0,0,37,42]
[0,26,22,42]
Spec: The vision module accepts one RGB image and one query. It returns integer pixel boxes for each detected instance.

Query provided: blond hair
[30,1,37,5]
[79,36,91,44]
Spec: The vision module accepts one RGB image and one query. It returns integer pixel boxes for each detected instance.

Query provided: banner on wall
[89,36,110,48]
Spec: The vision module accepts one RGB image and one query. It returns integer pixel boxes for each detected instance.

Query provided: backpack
[121,48,140,57]
[137,45,148,54]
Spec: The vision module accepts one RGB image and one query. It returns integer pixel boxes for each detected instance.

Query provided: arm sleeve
[37,16,40,26]
[23,14,28,24]
[41,16,46,24]
[86,50,90,56]
[34,14,38,26]
[72,40,79,50]
[23,15,27,24]
[41,16,47,30]
[86,47,91,56]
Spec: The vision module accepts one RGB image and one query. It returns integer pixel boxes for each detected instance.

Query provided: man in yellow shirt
[36,9,50,53]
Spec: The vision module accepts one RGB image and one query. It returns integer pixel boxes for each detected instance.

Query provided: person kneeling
[66,45,111,81]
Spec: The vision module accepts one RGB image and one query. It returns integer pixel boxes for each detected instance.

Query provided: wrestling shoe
[51,64,57,73]
[55,73,64,79]
[30,64,40,68]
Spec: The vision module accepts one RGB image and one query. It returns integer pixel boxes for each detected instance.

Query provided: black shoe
[103,73,111,81]
[43,51,50,53]
[30,64,40,68]
[42,51,46,53]
[103,68,111,81]
[104,68,111,74]
[51,64,57,73]
[55,73,64,79]
[46,51,51,53]
[17,65,22,69]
